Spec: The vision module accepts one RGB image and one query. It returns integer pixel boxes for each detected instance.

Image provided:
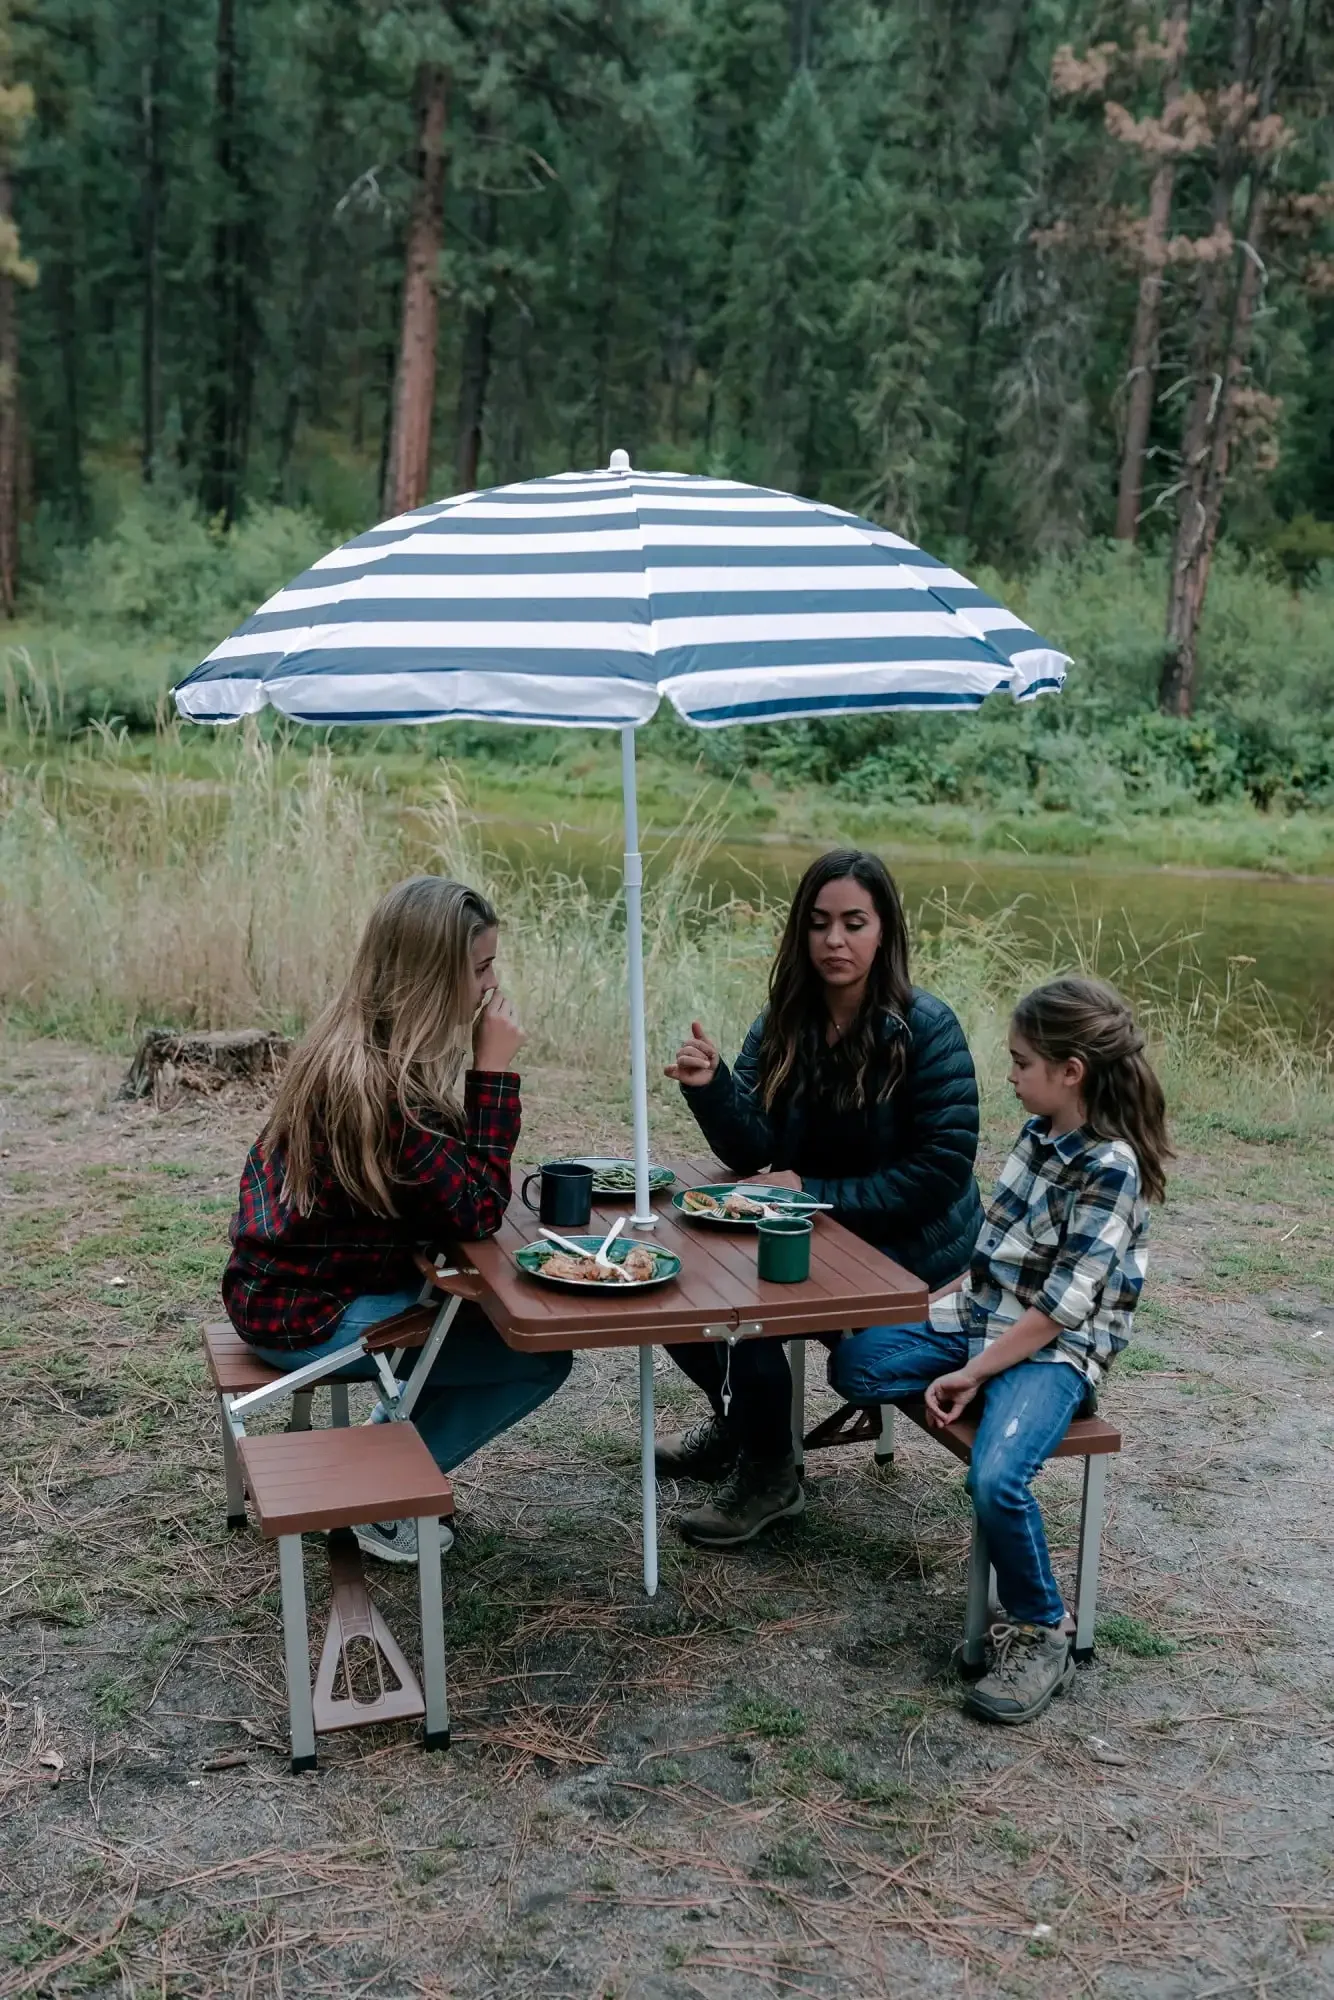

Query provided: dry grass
[3,730,1332,1154]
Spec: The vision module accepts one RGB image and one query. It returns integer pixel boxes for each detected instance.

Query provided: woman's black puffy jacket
[681,989,983,1290]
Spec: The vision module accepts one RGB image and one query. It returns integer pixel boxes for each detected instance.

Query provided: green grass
[728,1696,807,1740]
[755,1833,818,1878]
[1097,1613,1179,1658]
[1119,1345,1172,1374]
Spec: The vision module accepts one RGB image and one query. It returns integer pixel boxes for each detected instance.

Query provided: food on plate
[539,1250,609,1282]
[722,1189,766,1219]
[534,1243,663,1285]
[682,1189,724,1216]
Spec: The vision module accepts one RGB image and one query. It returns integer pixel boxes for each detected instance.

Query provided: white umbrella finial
[609,448,631,473]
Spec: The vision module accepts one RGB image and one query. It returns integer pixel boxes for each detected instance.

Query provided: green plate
[672,1183,819,1229]
[515,1235,682,1292]
[560,1157,678,1198]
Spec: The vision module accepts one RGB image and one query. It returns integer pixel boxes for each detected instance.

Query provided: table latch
[701,1321,764,1342]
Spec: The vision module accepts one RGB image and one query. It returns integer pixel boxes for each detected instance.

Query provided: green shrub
[42,496,328,649]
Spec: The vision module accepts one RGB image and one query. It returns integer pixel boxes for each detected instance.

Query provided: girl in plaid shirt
[225,875,571,1566]
[832,976,1170,1725]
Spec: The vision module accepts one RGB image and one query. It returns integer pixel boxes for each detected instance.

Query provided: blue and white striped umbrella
[174,458,1068,729]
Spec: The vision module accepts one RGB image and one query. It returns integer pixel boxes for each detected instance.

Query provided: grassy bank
[3,733,1330,1149]
[5,702,1334,879]
[5,500,1334,875]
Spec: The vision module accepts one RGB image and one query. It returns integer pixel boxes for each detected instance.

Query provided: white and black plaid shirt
[930,1117,1150,1388]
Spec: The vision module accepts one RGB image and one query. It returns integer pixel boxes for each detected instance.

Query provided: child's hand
[925,1369,980,1427]
[664,1021,720,1088]
[473,988,524,1072]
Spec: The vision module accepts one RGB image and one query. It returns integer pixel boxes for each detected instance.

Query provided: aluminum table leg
[396,1295,461,1422]
[640,1345,658,1597]
[960,1514,991,1680]
[277,1534,317,1773]
[416,1514,450,1750]
[219,1397,246,1529]
[1074,1454,1109,1663]
[788,1337,807,1475]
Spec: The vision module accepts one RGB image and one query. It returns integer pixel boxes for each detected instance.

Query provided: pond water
[489,823,1334,1037]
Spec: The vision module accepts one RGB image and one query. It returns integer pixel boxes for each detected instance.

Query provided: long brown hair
[1012,976,1172,1202]
[261,875,499,1217]
[756,850,913,1113]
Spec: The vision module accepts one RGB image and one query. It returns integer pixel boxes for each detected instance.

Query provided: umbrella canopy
[175,457,1068,730]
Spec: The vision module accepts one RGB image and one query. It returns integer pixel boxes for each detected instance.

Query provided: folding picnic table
[450,1157,929,1593]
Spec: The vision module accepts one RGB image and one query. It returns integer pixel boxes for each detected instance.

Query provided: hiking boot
[676,1451,806,1547]
[353,1518,456,1566]
[655,1413,738,1482]
[963,1621,1073,1725]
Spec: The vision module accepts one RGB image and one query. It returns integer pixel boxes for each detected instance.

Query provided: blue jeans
[249,1291,572,1478]
[830,1321,1091,1628]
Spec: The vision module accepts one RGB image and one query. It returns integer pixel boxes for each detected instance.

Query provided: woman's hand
[925,1368,980,1427]
[664,1021,721,1089]
[473,987,525,1072]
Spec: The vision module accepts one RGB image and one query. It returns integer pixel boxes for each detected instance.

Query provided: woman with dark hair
[661,850,983,1548]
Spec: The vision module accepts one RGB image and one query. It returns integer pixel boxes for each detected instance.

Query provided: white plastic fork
[538,1222,635,1280]
[594,1216,633,1278]
[539,1226,595,1257]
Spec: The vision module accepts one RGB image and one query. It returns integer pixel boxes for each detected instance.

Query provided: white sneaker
[353,1518,454,1565]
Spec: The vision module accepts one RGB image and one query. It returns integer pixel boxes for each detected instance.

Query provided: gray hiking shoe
[963,1621,1073,1725]
[655,1413,738,1482]
[353,1518,455,1566]
[677,1451,806,1547]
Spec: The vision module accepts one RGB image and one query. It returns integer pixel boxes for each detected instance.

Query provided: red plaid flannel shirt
[223,1070,520,1350]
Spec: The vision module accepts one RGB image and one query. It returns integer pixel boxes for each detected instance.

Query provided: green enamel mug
[756,1215,813,1284]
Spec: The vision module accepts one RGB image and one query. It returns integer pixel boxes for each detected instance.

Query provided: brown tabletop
[454,1155,928,1351]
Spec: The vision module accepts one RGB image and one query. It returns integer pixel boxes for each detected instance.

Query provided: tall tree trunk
[201,0,256,524]
[454,193,496,493]
[1115,1,1190,542]
[0,171,18,616]
[382,63,448,517]
[139,9,164,485]
[1160,185,1268,715]
[1159,0,1288,715]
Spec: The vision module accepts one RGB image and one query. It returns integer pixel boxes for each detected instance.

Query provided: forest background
[1,0,1333,870]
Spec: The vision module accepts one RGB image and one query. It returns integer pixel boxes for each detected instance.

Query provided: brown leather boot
[676,1451,805,1547]
[654,1413,738,1481]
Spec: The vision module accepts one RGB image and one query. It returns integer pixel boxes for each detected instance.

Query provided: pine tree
[721,67,853,494]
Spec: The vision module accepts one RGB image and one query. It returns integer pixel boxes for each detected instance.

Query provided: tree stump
[118,1029,291,1107]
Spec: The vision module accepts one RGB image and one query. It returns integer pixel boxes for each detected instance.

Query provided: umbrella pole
[621,724,659,1598]
[620,726,654,1231]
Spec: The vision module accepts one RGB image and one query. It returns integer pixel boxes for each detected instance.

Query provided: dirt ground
[1,1035,1332,1998]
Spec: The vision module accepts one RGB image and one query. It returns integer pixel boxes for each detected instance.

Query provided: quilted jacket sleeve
[799,995,980,1228]
[678,1015,775,1174]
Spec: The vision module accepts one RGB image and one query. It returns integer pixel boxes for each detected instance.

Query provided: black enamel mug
[521,1160,594,1229]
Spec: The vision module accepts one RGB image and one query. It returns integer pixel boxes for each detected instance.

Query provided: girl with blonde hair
[224,874,570,1564]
